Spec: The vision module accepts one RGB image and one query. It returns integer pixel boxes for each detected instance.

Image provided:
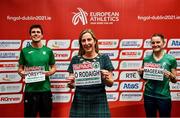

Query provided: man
[18,24,56,117]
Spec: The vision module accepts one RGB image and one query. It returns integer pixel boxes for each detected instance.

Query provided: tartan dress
[67,54,114,117]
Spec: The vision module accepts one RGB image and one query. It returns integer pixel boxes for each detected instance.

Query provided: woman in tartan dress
[67,29,114,117]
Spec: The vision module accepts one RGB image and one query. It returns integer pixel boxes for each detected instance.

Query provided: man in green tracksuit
[18,24,56,117]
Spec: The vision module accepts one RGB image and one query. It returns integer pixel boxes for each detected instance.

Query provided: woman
[138,34,177,117]
[67,29,114,117]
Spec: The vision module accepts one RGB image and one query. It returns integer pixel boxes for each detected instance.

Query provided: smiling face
[81,32,96,54]
[30,28,43,43]
[151,35,165,52]
[78,29,99,56]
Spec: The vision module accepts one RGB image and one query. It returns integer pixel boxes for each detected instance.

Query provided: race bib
[143,63,164,81]
[73,62,101,86]
[25,66,45,83]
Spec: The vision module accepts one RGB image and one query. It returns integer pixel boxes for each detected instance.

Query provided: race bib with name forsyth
[25,66,45,83]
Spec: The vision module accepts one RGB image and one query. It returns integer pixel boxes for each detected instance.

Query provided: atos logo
[171,40,180,46]
[168,39,180,48]
[120,82,143,91]
[124,83,138,89]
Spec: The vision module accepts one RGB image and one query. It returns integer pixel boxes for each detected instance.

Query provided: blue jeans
[144,95,171,117]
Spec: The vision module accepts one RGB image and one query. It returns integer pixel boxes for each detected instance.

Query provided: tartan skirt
[70,91,110,117]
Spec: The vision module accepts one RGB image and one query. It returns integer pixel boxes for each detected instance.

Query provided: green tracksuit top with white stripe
[143,53,177,99]
[19,45,55,92]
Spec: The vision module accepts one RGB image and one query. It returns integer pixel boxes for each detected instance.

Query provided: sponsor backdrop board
[0,0,180,117]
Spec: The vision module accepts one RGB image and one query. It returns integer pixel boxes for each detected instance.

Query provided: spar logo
[144,63,161,68]
[73,63,93,70]
[72,8,88,25]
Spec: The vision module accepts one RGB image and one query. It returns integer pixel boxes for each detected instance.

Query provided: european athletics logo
[72,8,88,25]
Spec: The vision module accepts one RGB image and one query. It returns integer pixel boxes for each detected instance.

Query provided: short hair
[78,29,99,56]
[29,24,43,35]
[151,33,165,43]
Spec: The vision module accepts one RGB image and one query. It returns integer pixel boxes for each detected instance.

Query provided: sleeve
[170,57,177,69]
[142,59,145,67]
[67,56,77,73]
[103,54,114,71]
[49,49,55,65]
[18,50,25,65]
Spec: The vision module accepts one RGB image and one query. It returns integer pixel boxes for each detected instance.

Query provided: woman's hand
[164,70,177,83]
[67,75,75,89]
[101,70,114,87]
[137,68,144,75]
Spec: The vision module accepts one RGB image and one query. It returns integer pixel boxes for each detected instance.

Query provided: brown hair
[78,29,99,56]
[151,33,165,43]
[29,24,43,35]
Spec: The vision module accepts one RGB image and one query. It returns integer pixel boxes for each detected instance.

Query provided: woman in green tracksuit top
[138,34,177,117]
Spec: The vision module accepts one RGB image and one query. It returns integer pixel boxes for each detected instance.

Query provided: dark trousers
[144,95,171,118]
[24,92,52,118]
